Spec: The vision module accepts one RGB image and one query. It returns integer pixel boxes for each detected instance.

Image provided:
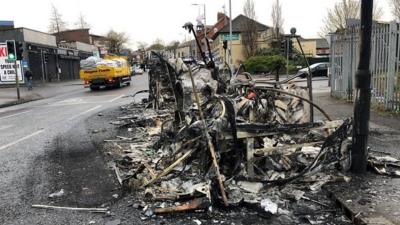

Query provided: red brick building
[53,29,109,57]
[54,28,91,44]
[195,12,229,59]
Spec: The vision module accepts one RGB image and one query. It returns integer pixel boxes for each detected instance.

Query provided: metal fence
[330,21,400,112]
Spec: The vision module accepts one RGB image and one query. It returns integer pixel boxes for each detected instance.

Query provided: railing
[330,21,400,112]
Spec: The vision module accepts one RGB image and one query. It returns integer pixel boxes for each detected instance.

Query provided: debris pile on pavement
[103,51,358,223]
[368,154,400,177]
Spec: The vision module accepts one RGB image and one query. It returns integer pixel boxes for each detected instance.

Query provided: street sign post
[222,33,239,41]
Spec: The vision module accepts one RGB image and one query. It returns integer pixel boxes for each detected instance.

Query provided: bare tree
[166,41,180,57]
[373,5,384,21]
[390,0,400,21]
[271,0,284,39]
[106,30,129,54]
[75,12,91,29]
[48,4,68,33]
[321,0,383,35]
[241,0,258,58]
[137,42,148,50]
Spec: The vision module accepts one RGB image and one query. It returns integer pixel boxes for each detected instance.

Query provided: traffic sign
[0,42,24,84]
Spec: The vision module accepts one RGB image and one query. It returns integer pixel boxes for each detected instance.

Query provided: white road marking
[0,110,32,120]
[45,102,102,107]
[108,94,124,102]
[68,105,102,120]
[0,129,45,151]
[0,124,14,131]
[48,95,123,106]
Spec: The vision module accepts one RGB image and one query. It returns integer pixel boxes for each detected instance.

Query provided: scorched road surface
[0,75,147,225]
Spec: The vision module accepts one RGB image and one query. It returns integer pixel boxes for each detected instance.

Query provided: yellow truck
[80,56,132,90]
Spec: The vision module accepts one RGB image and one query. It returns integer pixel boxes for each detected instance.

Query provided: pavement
[0,80,85,108]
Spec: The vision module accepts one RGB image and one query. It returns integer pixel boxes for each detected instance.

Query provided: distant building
[53,28,91,44]
[89,34,110,56]
[212,14,271,67]
[293,37,330,57]
[130,49,145,64]
[176,40,196,59]
[0,27,96,83]
[53,29,110,57]
[0,27,60,82]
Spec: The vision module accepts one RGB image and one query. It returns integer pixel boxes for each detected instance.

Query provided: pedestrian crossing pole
[351,0,373,173]
[14,60,20,99]
[6,40,20,100]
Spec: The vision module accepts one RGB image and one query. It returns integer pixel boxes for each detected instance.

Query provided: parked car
[135,67,144,75]
[297,62,330,78]
[131,66,144,75]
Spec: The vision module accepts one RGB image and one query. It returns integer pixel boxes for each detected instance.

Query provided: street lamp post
[192,3,207,60]
[203,4,207,38]
[229,0,233,72]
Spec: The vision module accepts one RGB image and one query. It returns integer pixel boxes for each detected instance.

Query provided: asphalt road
[0,74,148,225]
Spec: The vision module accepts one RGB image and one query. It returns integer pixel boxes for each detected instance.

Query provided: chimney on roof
[217,12,226,21]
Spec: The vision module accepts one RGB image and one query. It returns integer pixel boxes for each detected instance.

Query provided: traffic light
[44,54,49,63]
[16,41,23,60]
[280,40,286,55]
[288,39,293,59]
[6,40,16,61]
[222,40,228,50]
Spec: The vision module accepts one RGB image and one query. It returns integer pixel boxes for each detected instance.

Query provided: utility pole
[351,0,373,173]
[286,36,289,78]
[229,0,233,72]
[203,4,207,59]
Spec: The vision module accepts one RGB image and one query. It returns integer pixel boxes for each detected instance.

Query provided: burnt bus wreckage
[123,23,351,214]
[107,23,400,222]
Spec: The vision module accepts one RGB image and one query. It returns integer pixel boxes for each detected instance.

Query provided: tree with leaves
[271,0,284,39]
[48,4,68,33]
[75,12,91,29]
[321,0,383,35]
[390,0,400,21]
[241,0,258,58]
[106,30,129,55]
[148,39,165,51]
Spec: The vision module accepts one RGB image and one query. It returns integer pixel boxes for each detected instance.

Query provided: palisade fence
[330,21,400,113]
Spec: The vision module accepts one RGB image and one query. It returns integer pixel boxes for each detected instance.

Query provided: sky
[1,0,394,49]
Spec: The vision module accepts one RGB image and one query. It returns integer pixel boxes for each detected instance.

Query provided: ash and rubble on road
[96,51,357,224]
[98,51,400,224]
